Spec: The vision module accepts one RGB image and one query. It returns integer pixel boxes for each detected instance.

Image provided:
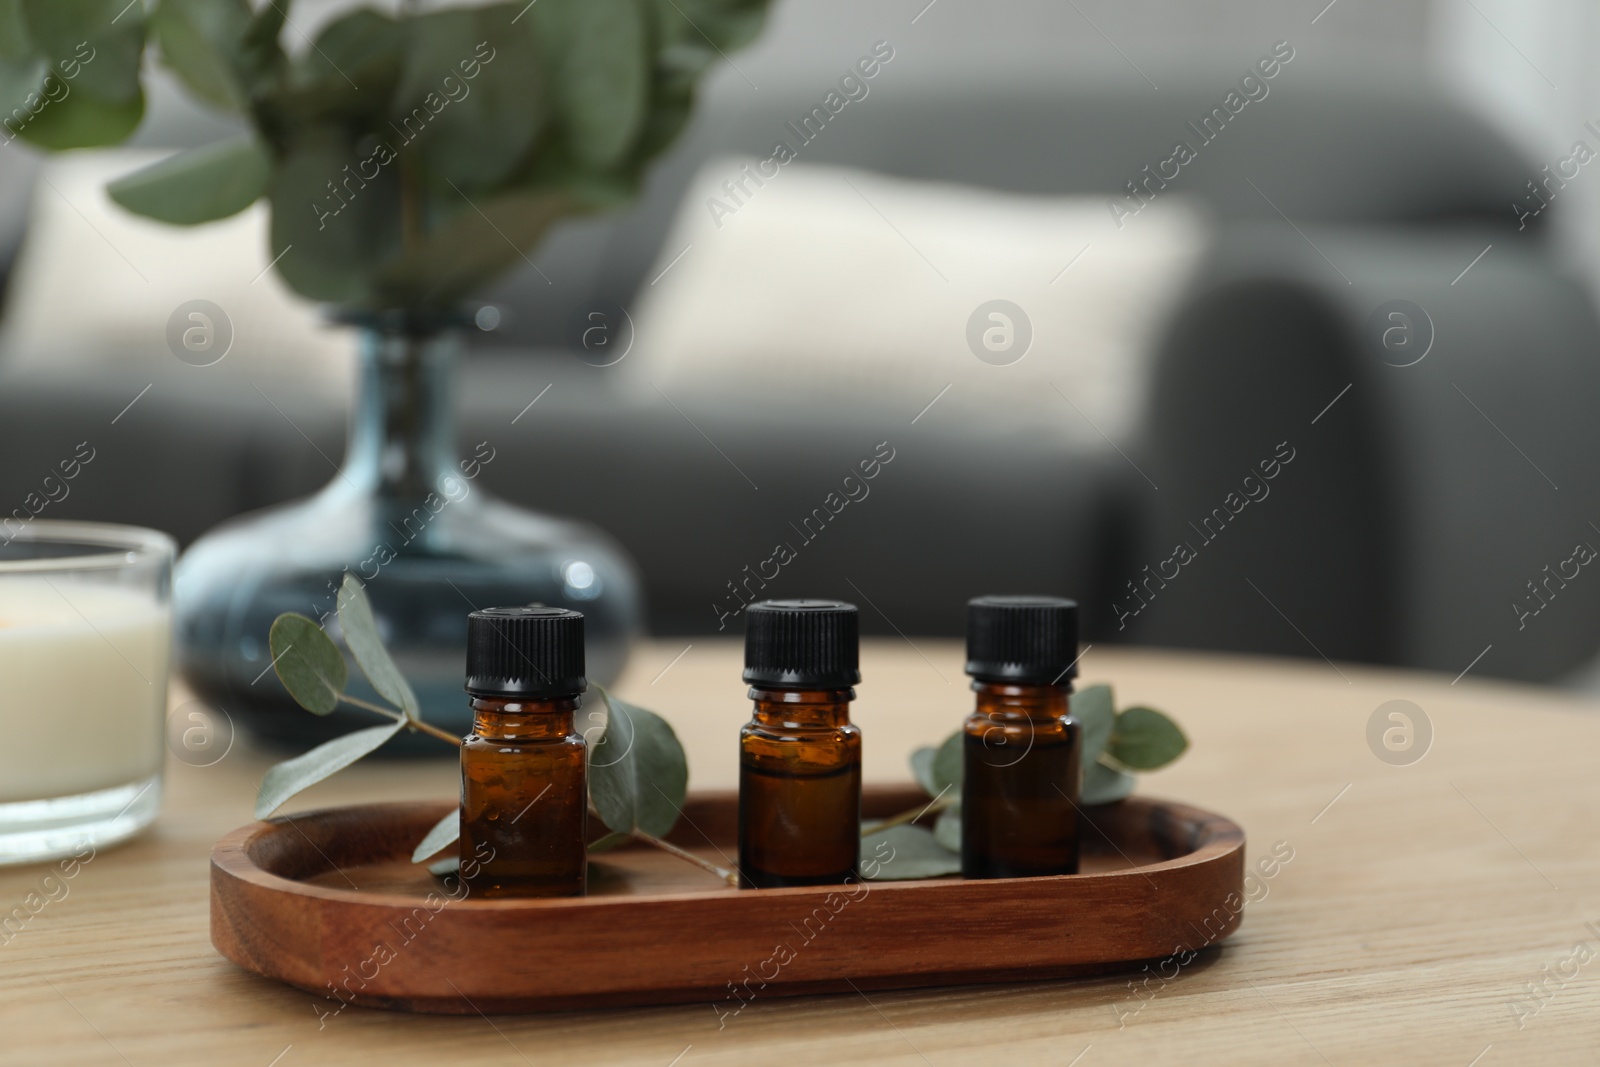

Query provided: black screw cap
[742,599,860,688]
[965,595,1079,684]
[465,606,586,698]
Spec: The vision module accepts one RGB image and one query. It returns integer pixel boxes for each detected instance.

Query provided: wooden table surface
[4,639,1598,1066]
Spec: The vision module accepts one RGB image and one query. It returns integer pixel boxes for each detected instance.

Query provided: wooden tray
[211,785,1245,1014]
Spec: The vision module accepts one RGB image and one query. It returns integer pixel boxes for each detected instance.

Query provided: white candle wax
[0,580,171,803]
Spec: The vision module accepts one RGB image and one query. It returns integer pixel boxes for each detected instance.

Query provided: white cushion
[628,159,1208,447]
[0,149,353,395]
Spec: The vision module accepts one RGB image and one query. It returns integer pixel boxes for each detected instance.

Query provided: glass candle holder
[0,521,174,864]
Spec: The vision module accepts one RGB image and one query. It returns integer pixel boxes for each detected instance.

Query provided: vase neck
[341,326,459,500]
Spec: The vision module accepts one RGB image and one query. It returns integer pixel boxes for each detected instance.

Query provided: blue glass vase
[173,311,642,751]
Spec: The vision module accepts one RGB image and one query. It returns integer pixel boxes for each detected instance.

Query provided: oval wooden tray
[211,785,1245,1014]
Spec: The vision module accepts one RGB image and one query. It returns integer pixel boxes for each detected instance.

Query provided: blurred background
[3,0,1598,689]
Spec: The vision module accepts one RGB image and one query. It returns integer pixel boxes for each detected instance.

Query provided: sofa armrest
[1133,224,1600,682]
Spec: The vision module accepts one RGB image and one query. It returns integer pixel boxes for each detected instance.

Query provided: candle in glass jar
[0,579,171,803]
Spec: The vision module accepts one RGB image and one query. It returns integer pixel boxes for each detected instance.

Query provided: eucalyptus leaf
[237,0,287,88]
[393,5,540,189]
[860,824,960,881]
[538,0,648,169]
[0,2,32,63]
[1108,706,1189,770]
[411,808,459,863]
[15,85,141,149]
[150,0,252,112]
[310,7,400,87]
[0,56,46,124]
[930,730,963,794]
[588,686,689,839]
[586,830,632,854]
[1083,758,1136,805]
[909,746,937,795]
[279,7,400,124]
[107,135,269,224]
[337,574,419,719]
[1075,683,1115,769]
[933,806,961,853]
[23,0,144,105]
[254,721,403,818]
[268,612,348,715]
[267,132,401,303]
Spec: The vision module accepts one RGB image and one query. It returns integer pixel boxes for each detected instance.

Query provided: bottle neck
[340,323,461,501]
[470,695,580,741]
[748,686,855,729]
[971,680,1072,722]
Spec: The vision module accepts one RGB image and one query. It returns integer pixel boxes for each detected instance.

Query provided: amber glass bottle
[459,606,588,898]
[960,596,1082,879]
[738,599,862,889]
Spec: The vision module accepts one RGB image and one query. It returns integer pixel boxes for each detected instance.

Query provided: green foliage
[267,131,401,304]
[107,135,269,224]
[237,0,287,88]
[1106,706,1189,770]
[861,824,960,880]
[336,574,419,720]
[16,89,142,149]
[411,809,460,863]
[537,0,648,169]
[588,685,690,839]
[373,186,571,301]
[909,746,937,795]
[0,4,33,62]
[25,0,144,103]
[0,0,145,149]
[149,0,254,111]
[256,608,696,879]
[1083,759,1135,805]
[586,830,633,854]
[889,684,1189,878]
[1074,683,1115,769]
[929,730,962,794]
[24,0,773,306]
[397,5,541,188]
[284,7,402,122]
[268,613,347,715]
[254,721,403,818]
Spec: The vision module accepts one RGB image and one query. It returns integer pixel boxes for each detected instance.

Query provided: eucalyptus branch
[861,790,957,838]
[398,147,422,256]
[75,0,774,309]
[266,580,721,886]
[267,579,736,889]
[632,831,740,887]
[862,684,1192,879]
[337,693,462,747]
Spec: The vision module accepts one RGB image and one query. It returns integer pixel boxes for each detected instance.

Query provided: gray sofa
[1136,224,1600,682]
[1,65,1594,683]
